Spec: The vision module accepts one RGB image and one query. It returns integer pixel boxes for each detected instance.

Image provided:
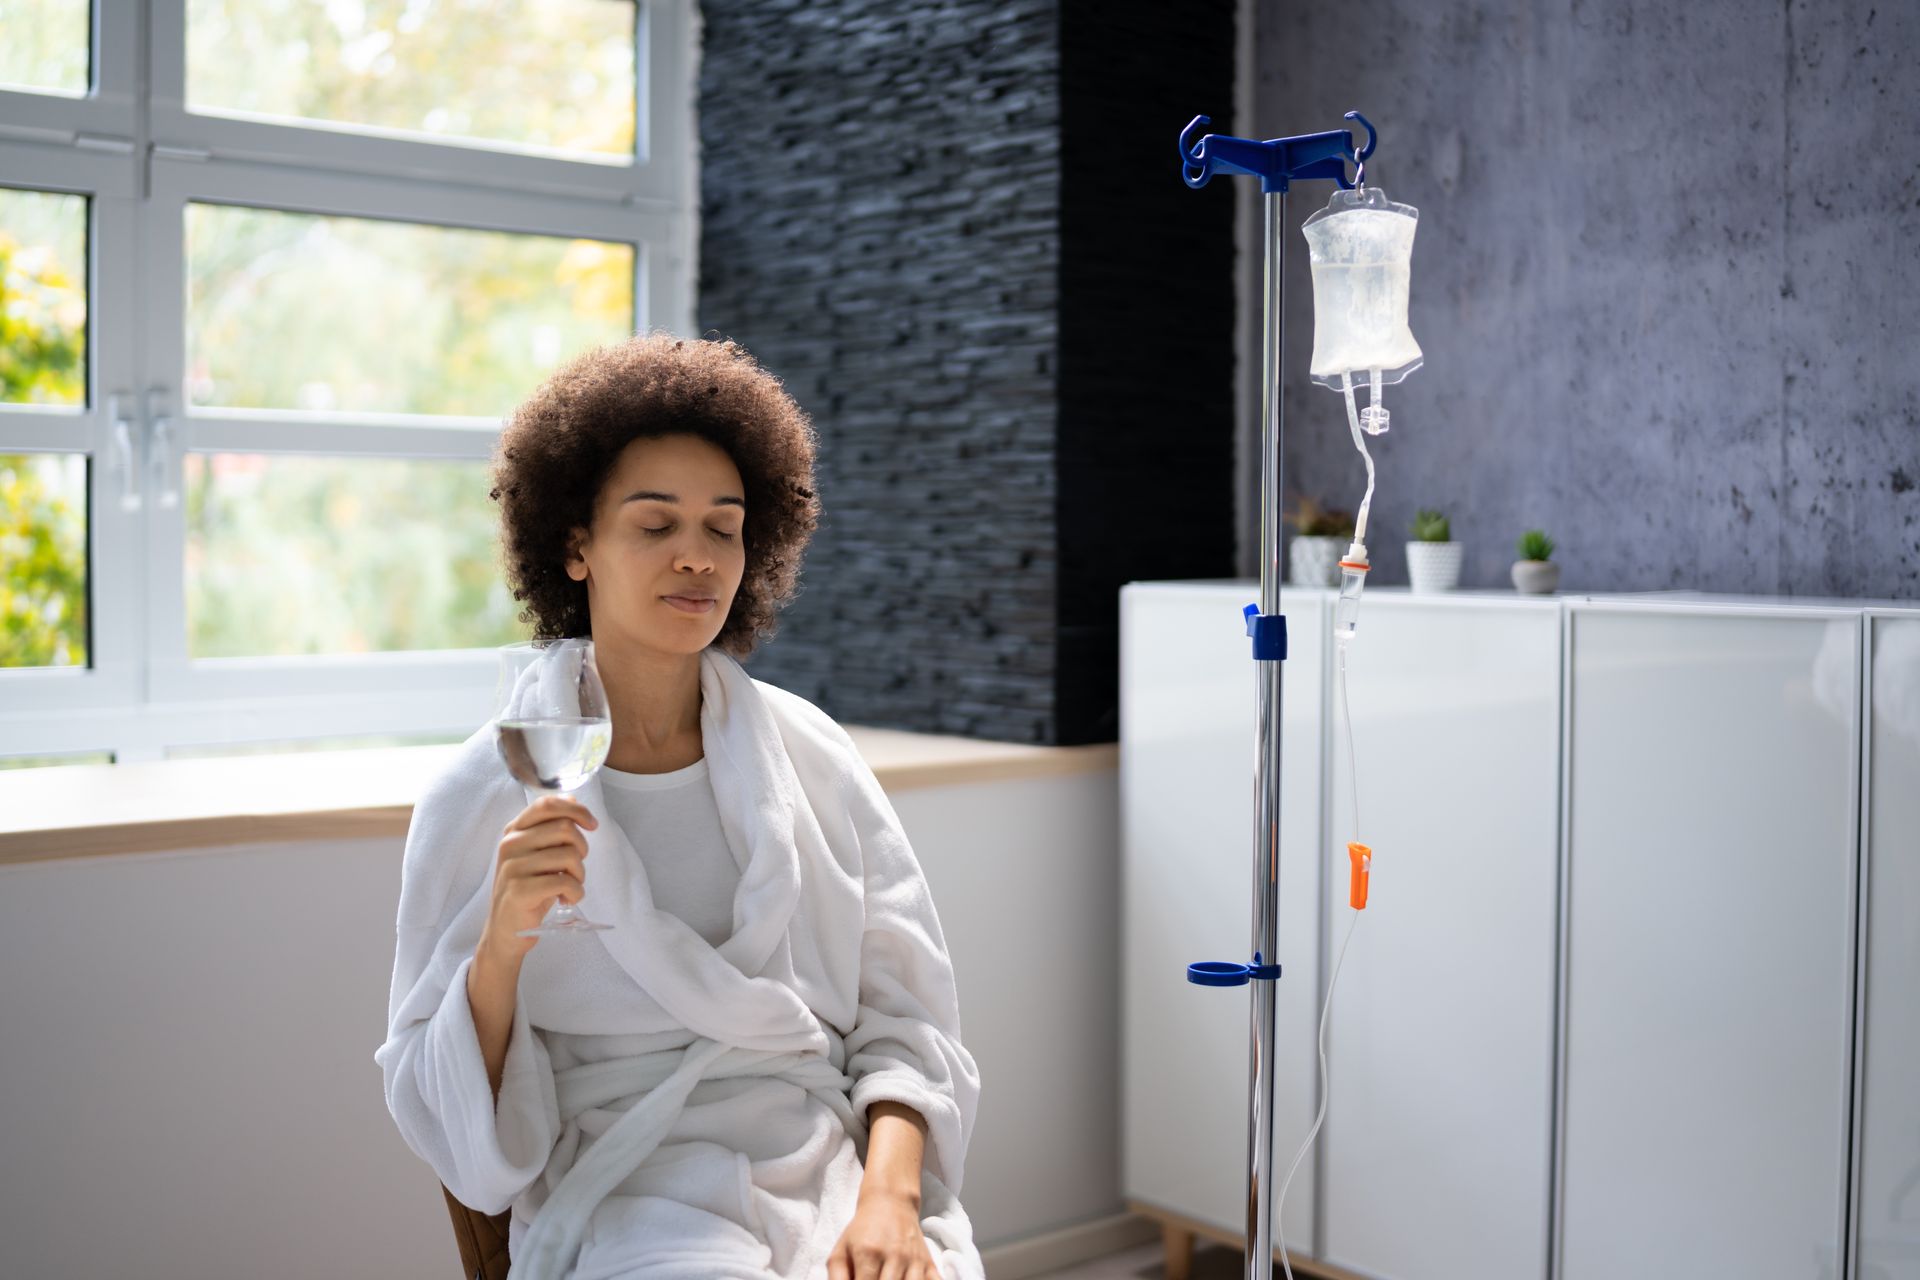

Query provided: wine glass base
[516,918,614,936]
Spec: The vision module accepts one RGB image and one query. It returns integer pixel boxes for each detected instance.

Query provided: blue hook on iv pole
[1179,109,1376,193]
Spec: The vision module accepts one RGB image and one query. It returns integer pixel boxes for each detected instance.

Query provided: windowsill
[0,728,1118,865]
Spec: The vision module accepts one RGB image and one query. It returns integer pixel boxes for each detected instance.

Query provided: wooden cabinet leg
[1162,1222,1194,1280]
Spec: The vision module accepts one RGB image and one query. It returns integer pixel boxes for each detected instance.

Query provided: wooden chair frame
[441,1182,512,1280]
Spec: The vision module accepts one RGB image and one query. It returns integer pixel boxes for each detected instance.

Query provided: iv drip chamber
[1334,553,1369,640]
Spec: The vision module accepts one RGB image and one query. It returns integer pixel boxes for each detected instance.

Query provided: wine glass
[492,637,615,935]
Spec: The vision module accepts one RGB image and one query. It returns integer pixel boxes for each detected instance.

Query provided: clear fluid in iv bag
[1303,188,1423,389]
[1307,256,1421,386]
[496,716,612,792]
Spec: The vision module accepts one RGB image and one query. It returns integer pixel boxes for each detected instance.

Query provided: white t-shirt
[596,754,741,948]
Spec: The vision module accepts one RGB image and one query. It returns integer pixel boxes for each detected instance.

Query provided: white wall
[0,766,1119,1279]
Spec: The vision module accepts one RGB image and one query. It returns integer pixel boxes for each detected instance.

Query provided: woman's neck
[592,635,703,772]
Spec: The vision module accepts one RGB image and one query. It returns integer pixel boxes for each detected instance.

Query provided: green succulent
[1517,529,1556,562]
[1410,508,1451,542]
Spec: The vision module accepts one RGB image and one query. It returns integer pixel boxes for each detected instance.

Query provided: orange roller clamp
[1347,841,1372,909]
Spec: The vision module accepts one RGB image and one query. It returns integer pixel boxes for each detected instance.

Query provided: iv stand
[1178,110,1377,1280]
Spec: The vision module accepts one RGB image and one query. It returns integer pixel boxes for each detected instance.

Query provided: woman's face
[564,433,748,655]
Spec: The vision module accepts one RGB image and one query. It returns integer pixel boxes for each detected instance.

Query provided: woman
[375,333,984,1280]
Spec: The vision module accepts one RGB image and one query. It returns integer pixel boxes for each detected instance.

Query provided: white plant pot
[1289,535,1345,587]
[1406,540,1463,593]
[1512,559,1561,594]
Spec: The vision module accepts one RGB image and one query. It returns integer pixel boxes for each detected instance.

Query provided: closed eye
[644,526,736,540]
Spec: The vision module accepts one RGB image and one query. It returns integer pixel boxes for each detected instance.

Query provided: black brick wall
[698,0,1237,744]
[1058,3,1240,740]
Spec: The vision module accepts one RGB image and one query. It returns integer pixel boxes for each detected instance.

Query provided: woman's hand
[477,793,598,965]
[826,1188,940,1280]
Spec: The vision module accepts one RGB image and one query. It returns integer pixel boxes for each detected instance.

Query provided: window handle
[147,388,180,510]
[109,392,142,513]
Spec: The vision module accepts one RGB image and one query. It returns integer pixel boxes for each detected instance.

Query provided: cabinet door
[1120,584,1324,1251]
[1561,607,1859,1280]
[1855,615,1920,1280]
[1321,595,1562,1280]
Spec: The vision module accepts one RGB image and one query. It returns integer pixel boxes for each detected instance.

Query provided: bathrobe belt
[509,1033,862,1280]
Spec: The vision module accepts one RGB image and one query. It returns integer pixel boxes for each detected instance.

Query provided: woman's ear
[564,526,590,582]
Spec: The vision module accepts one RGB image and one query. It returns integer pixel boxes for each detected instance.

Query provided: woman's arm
[835,732,983,1195]
[376,754,561,1215]
[468,945,524,1105]
[860,1101,928,1206]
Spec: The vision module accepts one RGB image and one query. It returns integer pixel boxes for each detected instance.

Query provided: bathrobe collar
[554,647,858,1055]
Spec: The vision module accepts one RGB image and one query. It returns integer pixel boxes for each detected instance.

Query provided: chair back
[441,1182,512,1280]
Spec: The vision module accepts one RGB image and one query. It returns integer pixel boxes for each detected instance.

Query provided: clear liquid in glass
[494,716,613,792]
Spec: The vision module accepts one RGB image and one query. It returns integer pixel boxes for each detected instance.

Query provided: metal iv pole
[1177,110,1378,1280]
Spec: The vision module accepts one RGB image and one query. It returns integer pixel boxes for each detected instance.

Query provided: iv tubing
[1274,634,1364,1280]
[1340,638,1359,841]
[1340,374,1378,544]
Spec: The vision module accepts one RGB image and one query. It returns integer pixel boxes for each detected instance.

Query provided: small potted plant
[1512,529,1559,594]
[1285,497,1355,587]
[1406,508,1463,593]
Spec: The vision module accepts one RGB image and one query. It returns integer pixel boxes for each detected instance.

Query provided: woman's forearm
[467,947,523,1106]
[860,1101,928,1206]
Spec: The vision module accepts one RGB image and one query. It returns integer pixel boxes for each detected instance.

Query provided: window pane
[167,730,466,759]
[185,453,522,658]
[0,0,90,97]
[0,452,88,669]
[185,204,635,417]
[0,750,113,770]
[186,0,636,162]
[1,188,88,407]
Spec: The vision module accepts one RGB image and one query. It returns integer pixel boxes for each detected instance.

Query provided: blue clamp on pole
[1179,110,1376,194]
[1244,603,1287,662]
[1188,959,1283,986]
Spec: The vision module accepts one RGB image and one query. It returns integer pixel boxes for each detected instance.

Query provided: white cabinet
[1855,615,1920,1280]
[1121,584,1917,1280]
[1321,594,1562,1280]
[1558,605,1860,1280]
[1120,583,1325,1252]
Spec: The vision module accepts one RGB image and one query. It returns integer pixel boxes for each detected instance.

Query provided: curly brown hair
[488,331,821,659]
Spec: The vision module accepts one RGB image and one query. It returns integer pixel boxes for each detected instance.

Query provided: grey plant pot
[1511,559,1561,594]
[1406,541,1463,593]
[1289,535,1344,587]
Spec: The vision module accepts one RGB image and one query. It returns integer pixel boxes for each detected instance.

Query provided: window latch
[109,392,142,513]
[147,388,180,510]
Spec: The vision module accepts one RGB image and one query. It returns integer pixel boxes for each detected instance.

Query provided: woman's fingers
[519,871,584,904]
[505,793,598,834]
[503,815,591,858]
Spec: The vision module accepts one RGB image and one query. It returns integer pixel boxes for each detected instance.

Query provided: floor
[1029,1239,1305,1279]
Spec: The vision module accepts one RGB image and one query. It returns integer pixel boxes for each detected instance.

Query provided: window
[0,1,697,763]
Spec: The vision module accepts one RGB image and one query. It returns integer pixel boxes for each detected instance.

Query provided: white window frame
[0,0,700,763]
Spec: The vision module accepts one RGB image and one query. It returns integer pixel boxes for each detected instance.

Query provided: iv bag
[1303,186,1422,390]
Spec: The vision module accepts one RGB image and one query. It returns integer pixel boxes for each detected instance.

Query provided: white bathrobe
[374,646,984,1280]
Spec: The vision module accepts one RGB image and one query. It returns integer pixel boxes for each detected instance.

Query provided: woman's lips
[663,595,716,613]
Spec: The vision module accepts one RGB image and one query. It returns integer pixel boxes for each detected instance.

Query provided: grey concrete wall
[1252,0,1919,598]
